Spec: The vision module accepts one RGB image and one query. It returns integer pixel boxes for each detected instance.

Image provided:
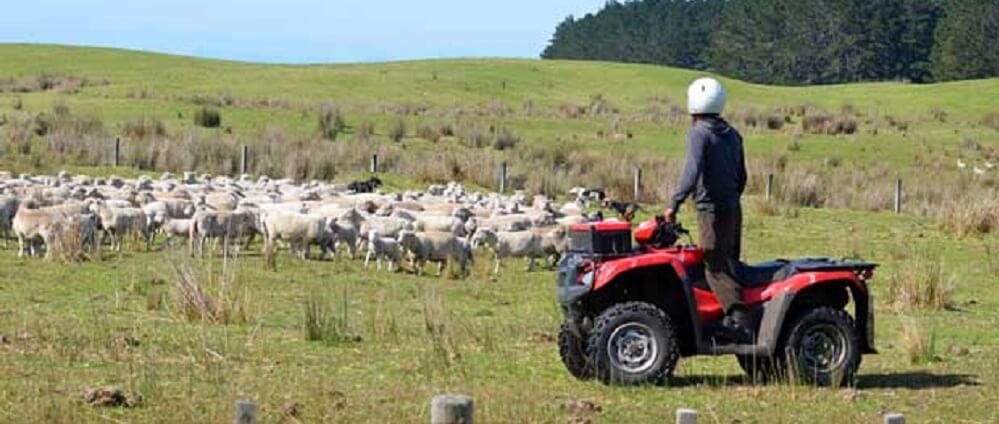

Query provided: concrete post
[234,399,255,424]
[676,408,697,424]
[431,394,473,424]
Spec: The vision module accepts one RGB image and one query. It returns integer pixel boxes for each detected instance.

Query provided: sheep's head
[469,228,496,249]
[397,231,418,251]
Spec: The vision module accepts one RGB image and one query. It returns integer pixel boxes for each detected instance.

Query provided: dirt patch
[529,331,555,343]
[282,401,302,419]
[562,399,602,415]
[82,386,141,408]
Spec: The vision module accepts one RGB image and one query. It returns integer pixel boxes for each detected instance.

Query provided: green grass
[0,203,996,422]
[0,44,998,422]
[1,44,997,170]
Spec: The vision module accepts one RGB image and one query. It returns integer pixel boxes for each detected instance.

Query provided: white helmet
[687,77,727,115]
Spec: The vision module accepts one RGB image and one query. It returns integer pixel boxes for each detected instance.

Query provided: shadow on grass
[856,372,979,389]
[669,372,979,390]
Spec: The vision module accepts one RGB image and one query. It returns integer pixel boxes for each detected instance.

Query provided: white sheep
[157,218,193,246]
[91,202,152,252]
[0,194,19,247]
[413,215,467,236]
[397,231,470,276]
[261,211,336,260]
[470,228,546,274]
[189,208,257,257]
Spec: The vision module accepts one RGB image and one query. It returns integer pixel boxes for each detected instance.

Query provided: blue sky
[0,0,606,63]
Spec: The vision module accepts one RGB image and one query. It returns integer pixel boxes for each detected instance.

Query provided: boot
[718,306,754,344]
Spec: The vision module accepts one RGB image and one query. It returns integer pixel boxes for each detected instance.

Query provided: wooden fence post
[113,137,121,167]
[234,399,256,424]
[676,408,697,424]
[893,178,902,214]
[633,167,642,200]
[884,413,905,424]
[498,162,508,194]
[370,154,379,174]
[431,394,473,424]
[766,173,774,201]
[240,145,248,175]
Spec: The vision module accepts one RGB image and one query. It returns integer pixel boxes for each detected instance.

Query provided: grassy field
[0,204,996,423]
[0,44,998,422]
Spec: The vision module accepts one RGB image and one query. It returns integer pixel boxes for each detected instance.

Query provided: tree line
[541,0,999,85]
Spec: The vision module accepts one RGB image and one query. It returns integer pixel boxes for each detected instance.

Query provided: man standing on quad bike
[664,77,751,342]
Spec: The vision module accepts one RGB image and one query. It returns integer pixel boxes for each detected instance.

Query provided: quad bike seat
[685,258,869,290]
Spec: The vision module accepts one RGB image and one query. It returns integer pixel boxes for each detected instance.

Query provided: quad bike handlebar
[645,215,692,247]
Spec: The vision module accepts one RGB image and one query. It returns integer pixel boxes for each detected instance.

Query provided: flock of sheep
[0,171,616,276]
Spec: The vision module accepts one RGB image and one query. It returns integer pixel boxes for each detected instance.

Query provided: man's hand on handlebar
[662,207,676,223]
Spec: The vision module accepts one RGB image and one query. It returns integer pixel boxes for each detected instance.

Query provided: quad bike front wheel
[782,307,860,386]
[558,321,593,380]
[586,302,679,386]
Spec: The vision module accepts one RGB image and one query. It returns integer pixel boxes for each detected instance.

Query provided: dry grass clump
[901,319,940,364]
[886,254,955,311]
[777,170,825,207]
[938,197,999,236]
[982,113,999,131]
[122,117,167,139]
[317,103,346,141]
[168,254,253,325]
[492,128,520,151]
[0,74,105,94]
[588,94,618,117]
[560,102,586,119]
[193,107,221,128]
[929,107,948,122]
[801,110,857,135]
[355,121,375,142]
[416,122,441,142]
[389,117,406,142]
[303,290,360,344]
[421,289,461,369]
[48,218,97,262]
[884,115,910,132]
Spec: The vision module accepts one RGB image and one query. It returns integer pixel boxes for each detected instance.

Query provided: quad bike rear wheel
[586,302,679,385]
[558,321,593,380]
[782,307,860,386]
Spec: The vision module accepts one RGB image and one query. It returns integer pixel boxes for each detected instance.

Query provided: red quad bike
[557,217,877,386]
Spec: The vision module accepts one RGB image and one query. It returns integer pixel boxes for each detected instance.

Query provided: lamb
[397,231,470,276]
[364,230,403,271]
[157,218,193,246]
[261,211,336,260]
[470,228,546,274]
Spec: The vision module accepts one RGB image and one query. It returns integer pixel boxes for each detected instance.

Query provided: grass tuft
[303,289,360,345]
[168,253,252,325]
[886,253,955,311]
[193,107,221,128]
[901,319,940,364]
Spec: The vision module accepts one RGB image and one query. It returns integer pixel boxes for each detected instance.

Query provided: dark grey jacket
[669,117,747,213]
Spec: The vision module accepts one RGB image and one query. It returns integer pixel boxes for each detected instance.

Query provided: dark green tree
[931,0,999,81]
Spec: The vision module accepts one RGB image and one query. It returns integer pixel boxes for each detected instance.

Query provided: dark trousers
[697,207,744,313]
